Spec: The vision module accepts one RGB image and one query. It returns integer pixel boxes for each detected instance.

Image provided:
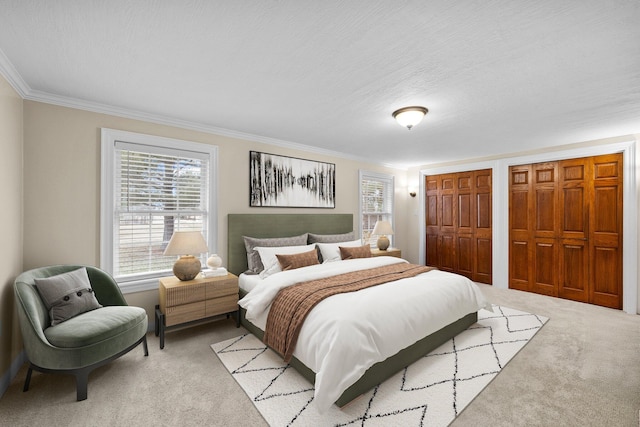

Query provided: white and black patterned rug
[211,306,547,427]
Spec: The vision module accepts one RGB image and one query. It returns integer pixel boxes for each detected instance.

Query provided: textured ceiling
[1,1,639,168]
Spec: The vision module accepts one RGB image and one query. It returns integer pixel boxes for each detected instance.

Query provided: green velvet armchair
[14,265,149,401]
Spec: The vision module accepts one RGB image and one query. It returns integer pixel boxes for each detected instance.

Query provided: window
[101,129,217,292]
[359,170,394,247]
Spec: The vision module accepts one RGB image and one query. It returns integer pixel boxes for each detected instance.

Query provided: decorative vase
[207,254,223,270]
[377,235,390,251]
[173,255,201,281]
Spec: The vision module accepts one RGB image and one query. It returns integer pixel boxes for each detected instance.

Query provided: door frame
[419,138,637,314]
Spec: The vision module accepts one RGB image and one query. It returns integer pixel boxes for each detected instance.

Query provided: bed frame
[227,213,477,407]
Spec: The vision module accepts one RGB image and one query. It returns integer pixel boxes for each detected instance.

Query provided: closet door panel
[533,163,557,241]
[559,160,588,240]
[458,193,472,230]
[475,237,492,283]
[558,240,588,302]
[534,239,557,296]
[426,234,439,267]
[591,246,620,308]
[439,235,455,272]
[509,240,530,291]
[456,235,473,279]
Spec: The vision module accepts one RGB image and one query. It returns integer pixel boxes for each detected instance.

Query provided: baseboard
[0,350,26,398]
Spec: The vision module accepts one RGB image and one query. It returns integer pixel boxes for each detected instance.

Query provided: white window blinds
[101,129,217,290]
[359,171,394,247]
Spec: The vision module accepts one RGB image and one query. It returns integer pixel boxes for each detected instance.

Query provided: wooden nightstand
[155,273,239,349]
[371,248,402,258]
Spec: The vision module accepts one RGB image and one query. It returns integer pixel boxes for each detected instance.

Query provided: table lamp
[372,220,394,251]
[163,231,208,281]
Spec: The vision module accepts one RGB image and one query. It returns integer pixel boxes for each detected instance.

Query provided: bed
[227,213,488,412]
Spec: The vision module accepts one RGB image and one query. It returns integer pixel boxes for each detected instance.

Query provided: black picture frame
[249,151,336,208]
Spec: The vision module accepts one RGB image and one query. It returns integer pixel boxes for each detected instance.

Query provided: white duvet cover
[238,256,489,412]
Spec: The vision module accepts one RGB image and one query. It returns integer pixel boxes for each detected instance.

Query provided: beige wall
[22,101,408,319]
[0,75,24,376]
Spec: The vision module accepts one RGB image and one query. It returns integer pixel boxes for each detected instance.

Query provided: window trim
[100,128,218,293]
[359,170,395,248]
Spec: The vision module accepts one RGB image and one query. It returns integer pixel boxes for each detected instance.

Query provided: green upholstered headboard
[227,214,353,276]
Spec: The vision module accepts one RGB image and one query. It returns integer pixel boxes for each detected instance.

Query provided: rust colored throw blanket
[263,263,436,362]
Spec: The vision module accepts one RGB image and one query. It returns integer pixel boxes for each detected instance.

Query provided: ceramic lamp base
[173,255,201,281]
[377,235,390,251]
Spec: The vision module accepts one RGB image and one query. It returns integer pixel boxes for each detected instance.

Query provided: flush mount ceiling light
[392,106,428,130]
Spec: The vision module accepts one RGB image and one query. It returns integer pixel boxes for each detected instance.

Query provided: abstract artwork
[250,151,335,208]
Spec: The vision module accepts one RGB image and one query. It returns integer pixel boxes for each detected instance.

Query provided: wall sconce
[392,106,428,130]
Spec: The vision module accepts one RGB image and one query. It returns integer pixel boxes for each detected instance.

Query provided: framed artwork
[250,151,335,208]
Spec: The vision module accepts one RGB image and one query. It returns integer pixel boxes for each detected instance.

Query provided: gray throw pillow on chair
[35,267,102,326]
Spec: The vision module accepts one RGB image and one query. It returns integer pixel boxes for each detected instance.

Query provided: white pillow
[255,244,318,278]
[317,239,363,263]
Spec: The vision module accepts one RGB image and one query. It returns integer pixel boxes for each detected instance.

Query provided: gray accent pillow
[243,233,309,274]
[35,267,102,326]
[308,231,355,244]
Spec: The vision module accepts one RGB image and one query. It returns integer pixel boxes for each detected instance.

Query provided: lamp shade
[163,231,208,256]
[372,220,394,236]
[392,106,428,130]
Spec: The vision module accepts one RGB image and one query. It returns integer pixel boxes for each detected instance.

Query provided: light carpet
[211,305,548,426]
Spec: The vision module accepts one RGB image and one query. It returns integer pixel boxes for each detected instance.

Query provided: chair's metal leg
[23,366,33,392]
[142,335,149,356]
[76,371,89,401]
[154,305,160,337]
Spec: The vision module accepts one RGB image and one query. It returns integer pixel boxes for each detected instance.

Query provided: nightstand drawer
[164,301,206,327]
[206,294,238,317]
[205,277,238,298]
[160,283,206,307]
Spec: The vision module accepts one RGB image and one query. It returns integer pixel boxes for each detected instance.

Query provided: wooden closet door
[509,165,532,292]
[456,172,474,279]
[508,153,623,309]
[474,170,493,283]
[425,176,440,269]
[439,174,457,273]
[558,158,590,302]
[532,162,558,296]
[425,169,492,284]
[590,154,623,309]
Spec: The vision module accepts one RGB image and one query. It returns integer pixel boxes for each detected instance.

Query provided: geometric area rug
[211,306,548,427]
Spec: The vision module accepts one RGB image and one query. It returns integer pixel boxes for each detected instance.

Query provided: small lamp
[163,231,209,281]
[372,220,394,251]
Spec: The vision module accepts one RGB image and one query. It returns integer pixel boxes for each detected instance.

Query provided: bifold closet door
[425,169,492,284]
[508,153,622,309]
[589,154,623,308]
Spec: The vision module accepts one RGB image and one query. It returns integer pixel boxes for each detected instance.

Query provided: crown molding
[23,89,405,170]
[0,49,29,97]
[0,46,404,171]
